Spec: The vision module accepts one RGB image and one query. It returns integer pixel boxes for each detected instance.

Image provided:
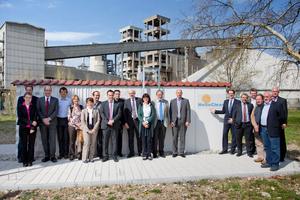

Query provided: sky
[0,0,196,67]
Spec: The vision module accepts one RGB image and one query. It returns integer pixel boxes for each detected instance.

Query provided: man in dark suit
[260,91,286,171]
[272,87,287,162]
[17,85,38,163]
[114,90,125,157]
[170,89,191,158]
[124,89,142,158]
[232,93,254,157]
[100,90,122,162]
[37,86,59,162]
[209,89,239,155]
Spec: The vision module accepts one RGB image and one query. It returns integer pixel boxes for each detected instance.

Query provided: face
[129,90,135,99]
[73,97,79,105]
[176,89,182,99]
[156,91,163,100]
[60,90,67,99]
[87,101,93,108]
[143,96,149,104]
[107,91,114,101]
[264,92,273,104]
[23,94,32,103]
[114,91,120,100]
[93,92,100,102]
[228,91,235,99]
[250,91,257,99]
[25,87,33,95]
[256,95,263,105]
[44,86,52,97]
[241,94,248,103]
[271,88,279,98]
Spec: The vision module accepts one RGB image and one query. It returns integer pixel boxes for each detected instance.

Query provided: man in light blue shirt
[57,87,72,159]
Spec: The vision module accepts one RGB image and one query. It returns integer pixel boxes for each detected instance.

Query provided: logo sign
[198,94,223,109]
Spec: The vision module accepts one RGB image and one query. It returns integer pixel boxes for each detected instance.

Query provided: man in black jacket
[114,90,125,157]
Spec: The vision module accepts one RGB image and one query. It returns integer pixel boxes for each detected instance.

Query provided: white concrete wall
[16,85,226,156]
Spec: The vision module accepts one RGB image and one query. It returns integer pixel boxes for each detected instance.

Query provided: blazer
[151,99,170,128]
[17,95,38,106]
[265,101,286,137]
[37,96,59,126]
[124,97,142,126]
[170,98,191,125]
[137,104,156,137]
[276,96,288,124]
[100,100,122,130]
[17,103,37,131]
[232,101,253,128]
[215,98,240,122]
[81,108,100,134]
[115,98,125,125]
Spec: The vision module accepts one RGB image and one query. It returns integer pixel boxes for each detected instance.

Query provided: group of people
[17,85,191,167]
[210,87,287,171]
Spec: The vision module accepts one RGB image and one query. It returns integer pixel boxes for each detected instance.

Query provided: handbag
[78,129,84,142]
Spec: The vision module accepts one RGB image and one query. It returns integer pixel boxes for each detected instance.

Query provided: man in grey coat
[37,86,59,162]
[170,89,191,158]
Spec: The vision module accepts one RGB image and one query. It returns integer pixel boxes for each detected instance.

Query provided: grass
[0,113,16,144]
[285,110,300,146]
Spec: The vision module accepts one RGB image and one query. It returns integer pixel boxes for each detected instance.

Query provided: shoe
[77,156,82,160]
[28,162,32,167]
[153,154,158,158]
[138,153,142,157]
[113,157,119,162]
[261,163,272,168]
[64,154,68,159]
[219,151,228,155]
[58,154,63,159]
[127,154,134,158]
[172,154,178,158]
[270,166,279,171]
[236,153,242,157]
[99,155,103,159]
[248,154,253,158]
[70,155,74,161]
[261,160,266,164]
[102,157,109,162]
[280,158,285,162]
[143,157,147,160]
[23,163,28,167]
[180,154,186,158]
[118,154,123,157]
[51,157,57,162]
[83,160,88,164]
[160,154,166,158]
[42,157,50,162]
[230,150,236,155]
[89,160,94,163]
[254,158,263,162]
[18,158,22,163]
[148,157,152,161]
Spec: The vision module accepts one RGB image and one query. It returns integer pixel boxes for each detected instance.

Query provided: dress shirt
[228,98,235,115]
[251,99,257,106]
[274,96,278,102]
[241,102,250,122]
[143,103,151,122]
[93,101,101,111]
[131,98,138,118]
[57,97,72,118]
[261,100,272,126]
[177,98,182,118]
[87,108,93,125]
[109,100,114,121]
[157,99,163,120]
[44,96,51,104]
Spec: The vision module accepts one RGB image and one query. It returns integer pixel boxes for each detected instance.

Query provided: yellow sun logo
[202,94,211,103]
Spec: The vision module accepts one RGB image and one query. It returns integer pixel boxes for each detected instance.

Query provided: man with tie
[271,87,287,162]
[170,89,191,158]
[232,93,254,157]
[260,91,286,171]
[152,90,170,158]
[114,90,125,157]
[100,90,122,162]
[92,91,102,158]
[124,89,142,158]
[17,85,38,163]
[37,86,59,162]
[209,89,239,154]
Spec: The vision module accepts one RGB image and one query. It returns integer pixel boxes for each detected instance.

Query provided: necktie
[46,97,49,117]
[109,101,112,120]
[229,100,232,115]
[132,99,137,119]
[177,98,181,118]
[243,103,247,122]
[159,100,163,121]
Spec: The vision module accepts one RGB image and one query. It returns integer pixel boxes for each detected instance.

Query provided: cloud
[45,31,102,42]
[47,3,56,9]
[0,1,12,8]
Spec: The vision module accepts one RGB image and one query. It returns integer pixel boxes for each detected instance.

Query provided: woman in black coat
[17,92,37,167]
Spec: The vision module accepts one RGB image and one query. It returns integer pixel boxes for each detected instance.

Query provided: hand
[88,130,95,134]
[209,108,215,113]
[228,118,233,124]
[185,122,190,127]
[125,123,129,129]
[108,120,114,126]
[32,121,37,126]
[76,124,81,128]
[167,124,171,128]
[281,124,286,129]
[142,121,148,127]
[43,118,50,125]
[171,122,174,127]
[30,130,34,134]
[254,125,259,132]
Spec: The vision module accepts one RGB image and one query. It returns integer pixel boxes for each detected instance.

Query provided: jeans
[261,126,280,168]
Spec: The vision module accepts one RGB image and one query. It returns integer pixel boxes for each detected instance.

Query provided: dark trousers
[19,128,36,164]
[40,125,56,158]
[97,129,103,157]
[280,129,287,160]
[172,118,187,154]
[153,120,166,156]
[235,122,254,155]
[57,117,69,155]
[141,125,152,157]
[222,121,237,152]
[117,126,123,155]
[68,125,77,157]
[17,136,22,159]
[102,126,118,158]
[127,119,142,155]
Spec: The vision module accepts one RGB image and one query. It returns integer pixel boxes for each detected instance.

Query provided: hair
[59,87,68,93]
[156,90,163,95]
[25,85,33,90]
[271,86,279,91]
[44,85,52,91]
[265,91,273,97]
[250,88,257,93]
[241,93,248,98]
[227,89,235,94]
[114,89,121,94]
[128,89,136,94]
[71,95,80,103]
[256,94,263,99]
[140,93,151,106]
[86,97,94,103]
[23,92,32,97]
[92,91,100,96]
[107,89,114,95]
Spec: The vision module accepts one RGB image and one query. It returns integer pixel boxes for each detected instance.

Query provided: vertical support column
[158,51,161,89]
[185,47,188,81]
[114,54,117,75]
[152,19,154,40]
[176,49,179,82]
[159,18,162,40]
[120,52,124,81]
